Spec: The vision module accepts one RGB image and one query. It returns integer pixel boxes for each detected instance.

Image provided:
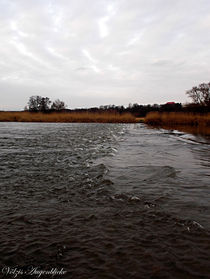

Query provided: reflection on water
[0,122,209,279]
[154,124,210,137]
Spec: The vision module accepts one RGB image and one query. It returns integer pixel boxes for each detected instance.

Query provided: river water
[0,123,209,279]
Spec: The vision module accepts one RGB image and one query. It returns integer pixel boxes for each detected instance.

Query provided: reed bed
[0,111,137,123]
[161,124,210,136]
[145,112,210,135]
[145,112,210,126]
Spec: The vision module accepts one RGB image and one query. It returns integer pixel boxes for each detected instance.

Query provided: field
[0,111,137,123]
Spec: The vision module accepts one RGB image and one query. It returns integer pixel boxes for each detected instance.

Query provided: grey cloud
[0,0,210,110]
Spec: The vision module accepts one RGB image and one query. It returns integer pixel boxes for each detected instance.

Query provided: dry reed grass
[0,111,137,123]
[161,124,210,136]
[145,112,210,126]
[135,117,145,123]
[145,112,210,135]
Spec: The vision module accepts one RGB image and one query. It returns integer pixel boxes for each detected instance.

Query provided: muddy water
[0,123,209,279]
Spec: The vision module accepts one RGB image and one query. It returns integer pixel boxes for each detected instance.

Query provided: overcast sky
[1,0,210,110]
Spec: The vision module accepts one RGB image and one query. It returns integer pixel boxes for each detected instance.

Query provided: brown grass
[135,117,145,123]
[161,124,210,136]
[145,112,210,135]
[0,111,137,123]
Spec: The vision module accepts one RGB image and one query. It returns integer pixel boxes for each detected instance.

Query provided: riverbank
[145,112,210,135]
[0,111,137,123]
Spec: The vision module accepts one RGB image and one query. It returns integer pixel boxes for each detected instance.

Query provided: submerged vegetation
[0,111,137,123]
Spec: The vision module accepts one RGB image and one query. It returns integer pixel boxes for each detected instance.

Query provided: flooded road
[0,123,209,278]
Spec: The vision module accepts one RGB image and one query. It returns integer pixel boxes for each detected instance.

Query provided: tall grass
[145,112,210,135]
[0,111,137,123]
[145,112,210,126]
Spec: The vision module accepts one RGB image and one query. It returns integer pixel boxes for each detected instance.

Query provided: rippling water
[0,122,210,279]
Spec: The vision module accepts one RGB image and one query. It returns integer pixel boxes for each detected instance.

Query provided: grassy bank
[145,112,210,135]
[0,111,137,123]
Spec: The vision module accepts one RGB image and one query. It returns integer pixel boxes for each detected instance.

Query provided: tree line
[25,82,210,115]
[25,96,66,112]
[72,81,210,116]
[24,95,183,116]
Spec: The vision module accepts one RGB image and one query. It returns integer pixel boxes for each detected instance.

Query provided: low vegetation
[0,111,137,123]
[145,112,210,126]
[145,112,210,135]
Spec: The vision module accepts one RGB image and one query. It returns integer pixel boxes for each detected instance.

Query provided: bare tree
[28,96,51,112]
[51,99,66,111]
[40,97,51,112]
[186,83,210,107]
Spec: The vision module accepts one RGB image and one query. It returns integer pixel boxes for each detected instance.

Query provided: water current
[0,122,209,279]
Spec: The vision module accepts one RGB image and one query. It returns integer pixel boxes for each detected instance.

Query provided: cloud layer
[1,0,210,109]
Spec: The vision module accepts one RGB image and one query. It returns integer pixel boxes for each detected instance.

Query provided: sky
[1,0,210,110]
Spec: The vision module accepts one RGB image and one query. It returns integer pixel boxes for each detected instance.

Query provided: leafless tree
[186,83,210,107]
[28,96,51,112]
[51,99,67,111]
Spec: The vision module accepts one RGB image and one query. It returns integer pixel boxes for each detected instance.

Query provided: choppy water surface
[0,123,210,279]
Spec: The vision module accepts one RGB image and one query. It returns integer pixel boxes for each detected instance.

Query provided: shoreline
[145,112,210,136]
[0,111,138,124]
[1,111,210,136]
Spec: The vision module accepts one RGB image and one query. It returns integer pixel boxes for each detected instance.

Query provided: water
[0,122,209,279]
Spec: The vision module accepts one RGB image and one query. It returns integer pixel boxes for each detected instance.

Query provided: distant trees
[51,99,67,111]
[26,96,67,112]
[186,82,210,107]
[28,96,51,112]
[73,103,183,117]
[27,95,41,112]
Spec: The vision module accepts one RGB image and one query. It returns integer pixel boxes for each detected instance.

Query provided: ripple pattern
[0,123,210,279]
